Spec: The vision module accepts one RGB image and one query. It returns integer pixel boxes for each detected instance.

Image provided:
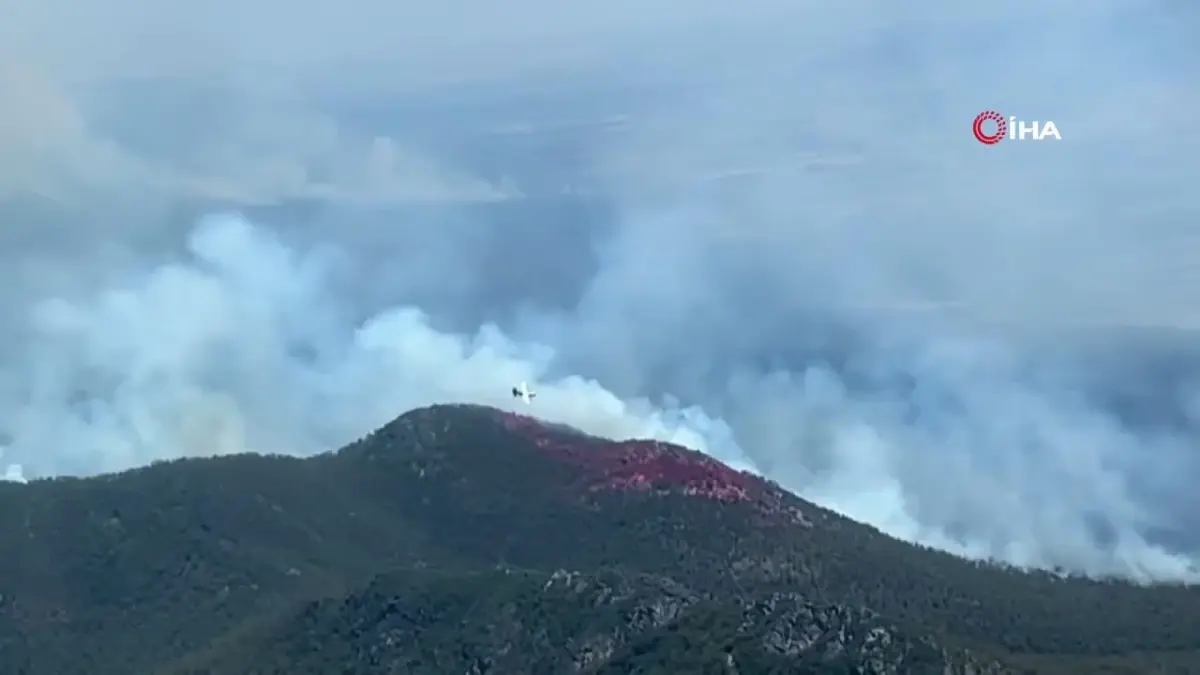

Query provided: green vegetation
[172,567,1003,675]
[1,404,1199,673]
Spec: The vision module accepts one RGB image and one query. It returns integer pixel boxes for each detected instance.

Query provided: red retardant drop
[498,411,811,527]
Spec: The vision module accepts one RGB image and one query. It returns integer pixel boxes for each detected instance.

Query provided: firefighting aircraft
[511,381,537,404]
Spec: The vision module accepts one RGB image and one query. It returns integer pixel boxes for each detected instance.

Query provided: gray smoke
[0,0,1198,582]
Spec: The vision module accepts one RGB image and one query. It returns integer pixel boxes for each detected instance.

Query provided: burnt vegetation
[2,404,1200,673]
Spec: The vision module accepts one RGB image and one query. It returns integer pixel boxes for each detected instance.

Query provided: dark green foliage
[176,567,998,675]
[1,404,1199,674]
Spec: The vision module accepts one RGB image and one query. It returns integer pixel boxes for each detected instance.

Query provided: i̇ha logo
[972,110,1061,145]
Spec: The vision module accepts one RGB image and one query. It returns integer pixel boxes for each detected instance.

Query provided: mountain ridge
[2,403,1200,673]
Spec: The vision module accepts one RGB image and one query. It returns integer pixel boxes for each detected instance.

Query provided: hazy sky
[1,0,1198,581]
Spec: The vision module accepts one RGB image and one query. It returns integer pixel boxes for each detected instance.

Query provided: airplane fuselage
[511,383,536,403]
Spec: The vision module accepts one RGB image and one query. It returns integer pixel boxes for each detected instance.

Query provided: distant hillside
[1,404,1199,674]
[172,567,1008,675]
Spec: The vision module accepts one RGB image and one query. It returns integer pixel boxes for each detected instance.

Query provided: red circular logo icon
[972,110,1006,145]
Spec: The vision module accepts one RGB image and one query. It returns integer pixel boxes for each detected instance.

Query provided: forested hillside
[1,404,1198,674]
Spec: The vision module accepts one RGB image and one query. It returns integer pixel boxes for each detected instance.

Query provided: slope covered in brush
[1,404,1200,674]
[172,566,1010,675]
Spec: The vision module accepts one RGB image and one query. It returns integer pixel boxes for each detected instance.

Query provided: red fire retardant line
[498,412,811,527]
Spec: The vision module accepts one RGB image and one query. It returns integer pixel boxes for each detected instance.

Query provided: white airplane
[511,381,537,404]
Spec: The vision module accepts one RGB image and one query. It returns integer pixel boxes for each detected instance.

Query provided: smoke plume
[0,0,1197,582]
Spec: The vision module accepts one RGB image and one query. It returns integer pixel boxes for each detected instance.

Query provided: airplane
[511,381,537,404]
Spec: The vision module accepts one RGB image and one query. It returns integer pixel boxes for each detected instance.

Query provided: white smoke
[0,212,1196,582]
[0,214,744,475]
[1,446,25,483]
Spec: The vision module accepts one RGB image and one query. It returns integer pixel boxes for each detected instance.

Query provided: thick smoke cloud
[0,0,1198,582]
